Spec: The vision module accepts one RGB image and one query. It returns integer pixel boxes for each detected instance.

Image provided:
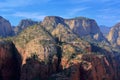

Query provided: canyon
[0,16,120,80]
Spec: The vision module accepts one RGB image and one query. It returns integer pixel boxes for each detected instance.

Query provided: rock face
[13,25,60,80]
[0,16,14,37]
[107,22,120,47]
[14,19,38,35]
[65,17,105,41]
[50,53,120,80]
[42,16,106,41]
[0,40,22,80]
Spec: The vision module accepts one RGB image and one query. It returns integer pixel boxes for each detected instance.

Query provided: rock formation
[14,19,38,35]
[0,16,14,37]
[42,16,106,41]
[107,22,120,47]
[0,40,22,80]
[50,53,120,80]
[0,16,120,80]
[13,23,120,80]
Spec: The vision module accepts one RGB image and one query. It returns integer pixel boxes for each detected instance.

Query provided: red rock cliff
[0,41,22,80]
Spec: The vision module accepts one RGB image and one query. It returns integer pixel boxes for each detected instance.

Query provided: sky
[0,0,120,27]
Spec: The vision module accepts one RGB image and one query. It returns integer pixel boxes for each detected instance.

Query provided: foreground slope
[0,40,22,80]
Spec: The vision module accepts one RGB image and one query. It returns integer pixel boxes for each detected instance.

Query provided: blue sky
[0,0,120,27]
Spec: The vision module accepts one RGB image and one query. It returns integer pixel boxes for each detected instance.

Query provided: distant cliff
[42,16,106,41]
[107,22,120,47]
[0,16,14,37]
[14,19,38,35]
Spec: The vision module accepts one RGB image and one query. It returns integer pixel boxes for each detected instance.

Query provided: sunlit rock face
[107,23,120,47]
[42,16,106,41]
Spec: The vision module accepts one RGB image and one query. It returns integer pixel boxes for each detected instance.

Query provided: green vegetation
[14,24,54,48]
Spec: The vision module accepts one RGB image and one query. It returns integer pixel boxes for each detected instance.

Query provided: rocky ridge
[42,16,106,42]
[13,19,38,35]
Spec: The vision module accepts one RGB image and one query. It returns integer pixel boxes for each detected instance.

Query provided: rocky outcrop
[13,25,60,80]
[14,19,38,35]
[49,49,120,80]
[65,17,105,41]
[0,16,14,37]
[107,22,120,47]
[42,16,65,32]
[42,16,106,41]
[0,40,22,80]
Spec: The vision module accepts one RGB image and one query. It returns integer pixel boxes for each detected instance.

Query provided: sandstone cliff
[0,16,14,37]
[107,22,120,47]
[12,23,120,80]
[42,16,106,41]
[0,40,22,80]
[0,16,120,80]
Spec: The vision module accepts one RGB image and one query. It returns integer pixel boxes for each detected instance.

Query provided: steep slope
[13,24,59,80]
[107,22,120,47]
[0,16,14,37]
[14,19,38,35]
[65,17,105,41]
[13,23,93,80]
[0,40,22,80]
[14,24,56,63]
[42,16,106,41]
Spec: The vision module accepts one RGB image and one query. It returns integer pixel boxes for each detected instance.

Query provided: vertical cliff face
[65,17,104,41]
[49,50,120,80]
[42,16,106,41]
[0,16,14,37]
[107,23,120,47]
[0,40,22,80]
[42,16,65,32]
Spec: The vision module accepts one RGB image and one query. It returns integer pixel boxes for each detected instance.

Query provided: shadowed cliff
[0,40,22,80]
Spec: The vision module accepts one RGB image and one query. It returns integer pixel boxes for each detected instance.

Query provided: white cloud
[13,12,46,20]
[68,7,89,16]
[0,0,51,8]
